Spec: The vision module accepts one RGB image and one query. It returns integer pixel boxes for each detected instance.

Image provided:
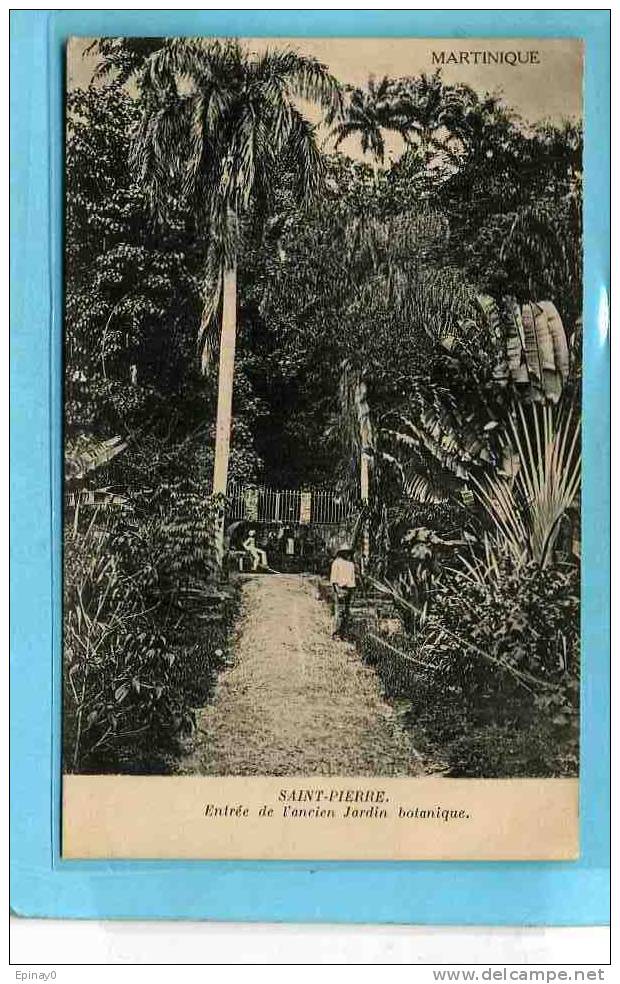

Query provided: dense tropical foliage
[65,39,581,775]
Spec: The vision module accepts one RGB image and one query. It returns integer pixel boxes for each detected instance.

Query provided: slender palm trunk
[360,451,370,570]
[212,259,237,564]
[354,376,372,570]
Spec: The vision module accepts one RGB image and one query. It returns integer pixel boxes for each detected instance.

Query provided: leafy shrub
[63,511,192,772]
[429,558,579,710]
[417,557,580,776]
[347,552,579,777]
[63,478,236,773]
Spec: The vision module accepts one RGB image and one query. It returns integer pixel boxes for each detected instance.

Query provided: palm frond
[287,108,325,201]
[86,37,166,86]
[254,47,344,120]
[65,435,127,482]
[473,402,581,568]
[132,38,334,373]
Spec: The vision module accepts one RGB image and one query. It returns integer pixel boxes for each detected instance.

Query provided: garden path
[182,574,421,776]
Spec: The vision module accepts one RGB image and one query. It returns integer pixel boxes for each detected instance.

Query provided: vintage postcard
[62,36,583,860]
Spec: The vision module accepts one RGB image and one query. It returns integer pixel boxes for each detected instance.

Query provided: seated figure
[242,529,268,572]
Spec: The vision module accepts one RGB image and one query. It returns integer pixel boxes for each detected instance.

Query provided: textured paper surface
[68,37,583,125]
[63,35,583,862]
[63,776,578,860]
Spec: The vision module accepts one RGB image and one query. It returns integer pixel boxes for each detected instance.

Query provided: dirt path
[181,574,421,776]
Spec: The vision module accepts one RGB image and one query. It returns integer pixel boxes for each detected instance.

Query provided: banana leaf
[532,302,556,371]
[521,302,543,384]
[539,300,570,382]
[503,296,530,383]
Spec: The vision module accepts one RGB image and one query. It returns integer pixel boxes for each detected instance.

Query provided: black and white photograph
[63,35,582,797]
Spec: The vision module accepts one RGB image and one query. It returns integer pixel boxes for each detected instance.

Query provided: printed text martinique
[432,50,540,66]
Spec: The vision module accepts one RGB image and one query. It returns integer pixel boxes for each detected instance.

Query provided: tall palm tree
[389,71,447,156]
[124,38,342,558]
[332,76,407,173]
[436,87,512,167]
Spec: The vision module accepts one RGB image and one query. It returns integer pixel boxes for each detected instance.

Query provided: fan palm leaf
[473,402,581,568]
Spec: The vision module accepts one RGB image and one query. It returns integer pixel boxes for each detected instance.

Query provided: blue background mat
[10,9,610,923]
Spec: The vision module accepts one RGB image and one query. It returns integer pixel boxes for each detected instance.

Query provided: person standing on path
[330,544,356,638]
